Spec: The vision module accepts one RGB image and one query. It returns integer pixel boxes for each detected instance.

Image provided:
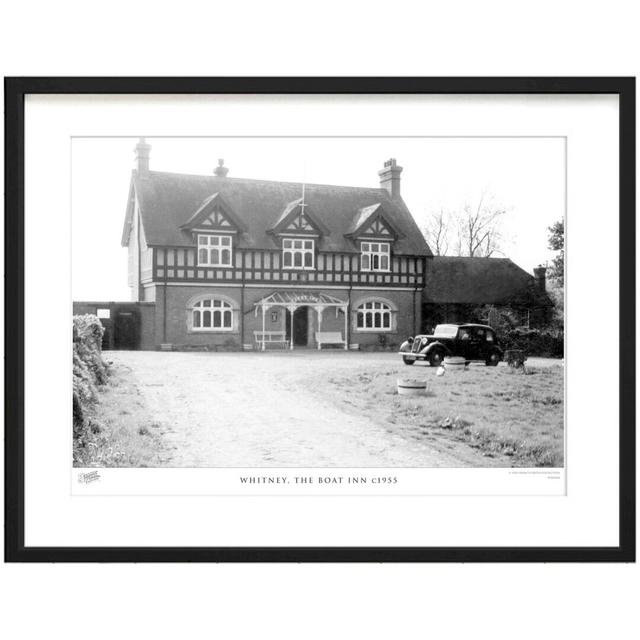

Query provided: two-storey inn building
[117,139,430,350]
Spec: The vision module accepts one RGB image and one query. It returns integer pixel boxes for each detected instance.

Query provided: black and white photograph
[72,136,565,470]
[7,77,632,565]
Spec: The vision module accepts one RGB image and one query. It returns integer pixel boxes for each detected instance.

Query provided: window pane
[372,255,379,269]
[198,236,207,245]
[304,252,312,267]
[294,240,302,249]
[374,313,381,328]
[365,313,372,328]
[213,310,221,327]
[211,249,219,264]
[380,255,389,270]
[212,299,221,307]
[372,244,379,252]
[193,310,201,327]
[283,251,292,267]
[202,299,212,307]
[294,252,302,267]
[199,248,208,263]
[283,239,292,248]
[221,249,230,264]
[223,311,232,328]
[362,243,369,252]
[203,310,211,327]
[357,312,363,328]
[221,236,231,246]
[304,240,313,249]
[383,313,390,328]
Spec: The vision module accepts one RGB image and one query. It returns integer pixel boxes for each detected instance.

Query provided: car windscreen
[433,325,458,338]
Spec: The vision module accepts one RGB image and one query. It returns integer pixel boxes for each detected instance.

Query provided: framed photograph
[4,77,635,562]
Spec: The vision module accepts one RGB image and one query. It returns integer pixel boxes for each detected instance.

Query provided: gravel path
[105,350,492,467]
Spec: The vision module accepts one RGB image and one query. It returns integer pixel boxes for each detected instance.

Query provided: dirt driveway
[103,350,515,467]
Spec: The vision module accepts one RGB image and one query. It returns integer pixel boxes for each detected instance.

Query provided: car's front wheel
[486,350,501,366]
[428,350,445,367]
[402,356,415,365]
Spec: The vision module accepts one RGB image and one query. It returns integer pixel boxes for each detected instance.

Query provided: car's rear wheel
[402,356,415,365]
[486,350,500,366]
[428,350,445,367]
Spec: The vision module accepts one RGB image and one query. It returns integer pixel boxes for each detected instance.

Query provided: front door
[285,307,309,347]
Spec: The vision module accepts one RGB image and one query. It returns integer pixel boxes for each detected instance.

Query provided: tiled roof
[123,170,431,255]
[424,256,552,306]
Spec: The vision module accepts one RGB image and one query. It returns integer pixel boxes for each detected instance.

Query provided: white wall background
[1,2,638,640]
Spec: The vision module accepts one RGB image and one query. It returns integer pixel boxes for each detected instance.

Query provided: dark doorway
[285,306,309,347]
[113,311,139,350]
[100,320,113,350]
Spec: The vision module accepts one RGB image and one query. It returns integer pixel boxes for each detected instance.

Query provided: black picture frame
[4,77,635,563]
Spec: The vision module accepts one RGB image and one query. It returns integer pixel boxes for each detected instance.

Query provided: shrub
[73,315,107,441]
[499,327,564,358]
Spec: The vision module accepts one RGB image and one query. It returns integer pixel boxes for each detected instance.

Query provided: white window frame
[197,234,233,267]
[355,301,393,332]
[360,241,390,272]
[191,298,234,332]
[282,237,315,270]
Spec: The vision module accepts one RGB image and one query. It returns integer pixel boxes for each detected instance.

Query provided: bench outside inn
[253,331,288,350]
[315,331,347,350]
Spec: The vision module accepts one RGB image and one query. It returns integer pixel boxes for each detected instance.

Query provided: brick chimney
[134,137,151,173]
[214,158,229,177]
[378,158,403,199]
[533,266,547,292]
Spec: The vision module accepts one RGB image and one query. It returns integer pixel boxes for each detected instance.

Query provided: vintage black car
[399,323,503,366]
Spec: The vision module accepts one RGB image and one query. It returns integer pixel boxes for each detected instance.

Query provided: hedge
[73,315,108,439]
[499,328,564,358]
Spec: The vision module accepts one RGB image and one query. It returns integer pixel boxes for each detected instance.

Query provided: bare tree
[424,208,450,256]
[456,192,507,257]
[424,192,509,257]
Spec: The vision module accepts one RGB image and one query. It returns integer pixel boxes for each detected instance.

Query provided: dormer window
[198,234,232,267]
[283,238,314,269]
[361,241,390,272]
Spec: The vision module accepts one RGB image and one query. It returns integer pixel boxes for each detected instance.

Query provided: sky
[72,137,565,301]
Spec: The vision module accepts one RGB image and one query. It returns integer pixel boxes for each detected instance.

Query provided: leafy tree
[547,220,564,330]
[547,220,564,286]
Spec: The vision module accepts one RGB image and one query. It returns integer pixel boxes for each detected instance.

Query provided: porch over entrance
[253,290,348,350]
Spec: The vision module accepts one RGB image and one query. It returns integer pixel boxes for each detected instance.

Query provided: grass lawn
[314,361,564,467]
[73,363,169,467]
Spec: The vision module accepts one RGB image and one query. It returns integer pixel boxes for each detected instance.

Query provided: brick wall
[154,285,420,350]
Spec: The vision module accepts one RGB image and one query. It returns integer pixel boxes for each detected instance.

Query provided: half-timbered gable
[345,202,402,241]
[179,192,246,236]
